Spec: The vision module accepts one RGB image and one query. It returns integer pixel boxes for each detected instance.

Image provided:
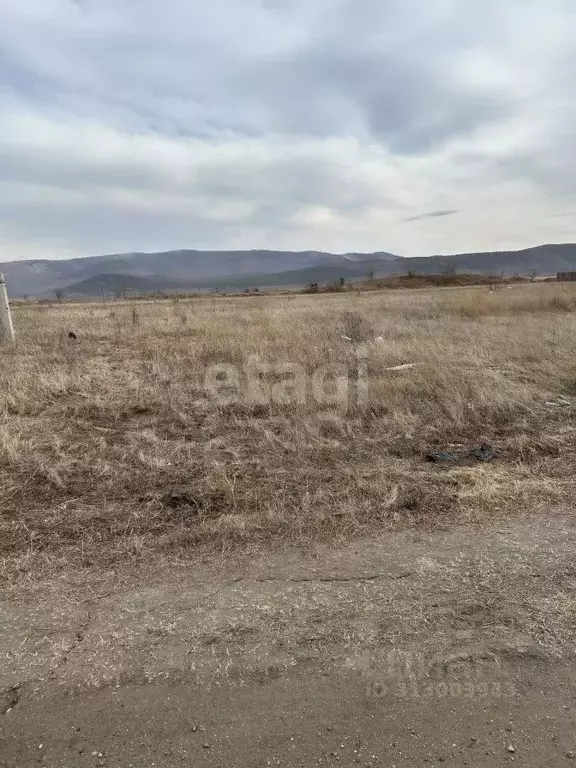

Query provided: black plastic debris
[425,450,460,463]
[426,443,497,464]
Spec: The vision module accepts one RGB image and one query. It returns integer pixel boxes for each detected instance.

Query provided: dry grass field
[2,282,576,584]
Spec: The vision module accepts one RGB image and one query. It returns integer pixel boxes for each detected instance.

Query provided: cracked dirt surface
[1,513,576,766]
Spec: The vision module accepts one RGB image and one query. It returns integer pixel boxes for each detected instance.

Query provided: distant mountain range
[1,244,574,297]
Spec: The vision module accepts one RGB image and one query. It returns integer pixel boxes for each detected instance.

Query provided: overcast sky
[0,0,575,261]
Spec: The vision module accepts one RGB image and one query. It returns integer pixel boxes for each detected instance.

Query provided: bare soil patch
[1,513,576,767]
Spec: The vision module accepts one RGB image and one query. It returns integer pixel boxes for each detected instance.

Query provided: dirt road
[2,514,576,767]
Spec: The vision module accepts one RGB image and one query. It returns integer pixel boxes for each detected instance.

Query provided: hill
[0,249,397,297]
[0,244,574,297]
[61,273,197,298]
[404,244,576,276]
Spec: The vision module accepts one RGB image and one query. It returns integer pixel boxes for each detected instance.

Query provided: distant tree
[406,268,416,279]
[54,290,64,303]
[368,270,375,281]
[339,277,345,287]
[528,269,539,282]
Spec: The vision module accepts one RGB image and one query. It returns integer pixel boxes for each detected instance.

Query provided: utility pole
[0,272,15,342]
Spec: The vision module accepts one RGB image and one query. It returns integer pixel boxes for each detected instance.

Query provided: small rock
[567,752,575,760]
[507,745,516,753]
[203,743,211,749]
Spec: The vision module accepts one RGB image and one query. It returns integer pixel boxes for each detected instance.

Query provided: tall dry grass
[2,282,576,582]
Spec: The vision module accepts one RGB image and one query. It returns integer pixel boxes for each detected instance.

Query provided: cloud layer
[0,0,575,260]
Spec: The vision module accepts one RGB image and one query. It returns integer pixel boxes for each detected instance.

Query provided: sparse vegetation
[2,281,576,584]
[356,272,525,291]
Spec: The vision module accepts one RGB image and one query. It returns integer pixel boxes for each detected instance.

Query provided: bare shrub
[341,311,375,342]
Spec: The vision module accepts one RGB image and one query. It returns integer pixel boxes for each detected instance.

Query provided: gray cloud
[403,210,460,223]
[0,0,575,260]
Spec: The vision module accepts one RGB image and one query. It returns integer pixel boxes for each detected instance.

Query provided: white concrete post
[0,272,15,343]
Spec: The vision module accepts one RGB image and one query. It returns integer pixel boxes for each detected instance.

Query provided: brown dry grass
[2,282,576,583]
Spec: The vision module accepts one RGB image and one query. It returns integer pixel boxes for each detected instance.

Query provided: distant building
[557,272,576,282]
